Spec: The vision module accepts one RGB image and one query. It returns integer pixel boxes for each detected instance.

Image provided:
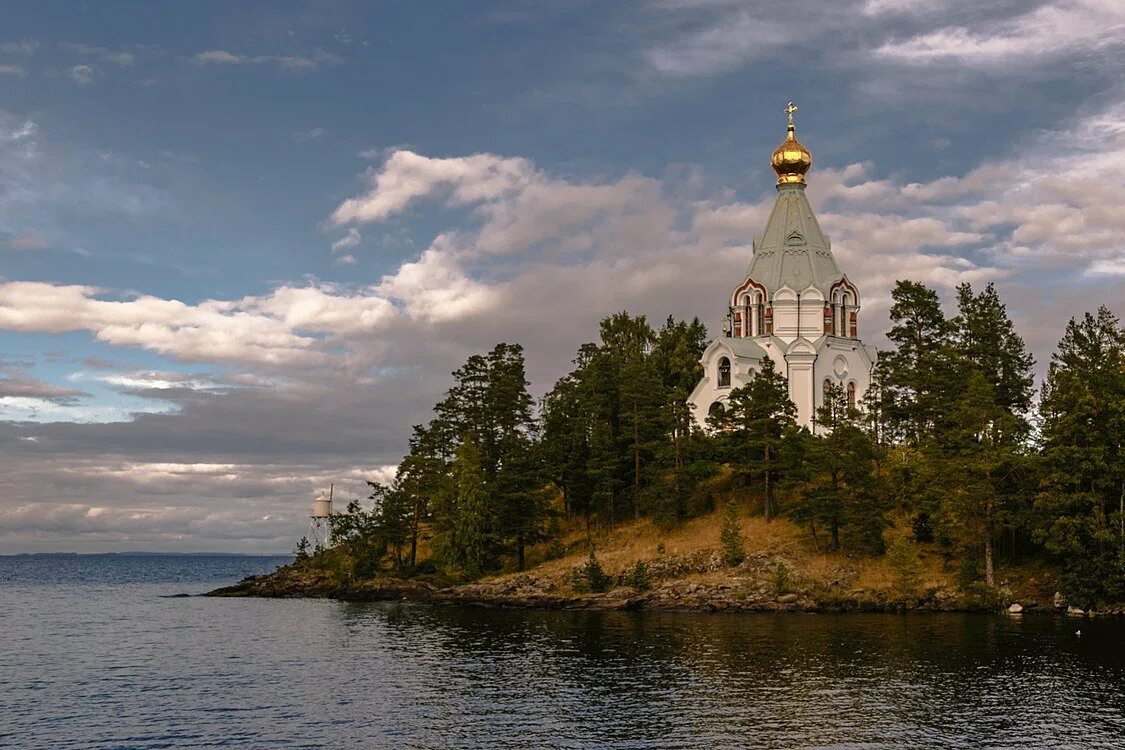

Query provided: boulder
[778,593,799,604]
[1067,605,1085,616]
[1007,603,1024,614]
[1053,591,1066,609]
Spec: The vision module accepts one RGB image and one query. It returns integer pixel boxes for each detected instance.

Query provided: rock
[778,593,799,604]
[1007,603,1024,614]
[1067,605,1086,616]
[1053,591,1066,609]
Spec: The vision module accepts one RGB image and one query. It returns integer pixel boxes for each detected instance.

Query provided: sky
[1,0,1124,553]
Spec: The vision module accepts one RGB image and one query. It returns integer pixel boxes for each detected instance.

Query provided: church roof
[722,336,768,360]
[745,183,842,298]
[738,104,846,300]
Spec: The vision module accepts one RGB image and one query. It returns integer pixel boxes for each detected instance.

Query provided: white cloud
[0,39,38,55]
[68,64,96,86]
[191,49,343,72]
[0,281,396,366]
[0,65,26,77]
[873,0,1125,66]
[330,227,361,252]
[329,149,533,225]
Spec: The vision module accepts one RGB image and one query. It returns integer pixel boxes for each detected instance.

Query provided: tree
[720,498,745,566]
[792,383,884,552]
[927,372,1028,587]
[432,436,495,578]
[1035,307,1125,605]
[722,357,798,522]
[879,280,958,445]
[953,282,1035,424]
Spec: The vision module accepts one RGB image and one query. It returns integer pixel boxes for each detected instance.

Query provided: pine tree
[793,383,883,552]
[720,498,745,566]
[953,282,1035,426]
[927,372,1027,587]
[1035,307,1125,604]
[724,357,797,522]
[880,280,958,445]
[433,436,494,578]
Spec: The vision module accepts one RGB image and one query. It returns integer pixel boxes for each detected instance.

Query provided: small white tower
[308,484,334,550]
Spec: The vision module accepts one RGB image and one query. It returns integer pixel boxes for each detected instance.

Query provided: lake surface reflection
[2,555,1123,749]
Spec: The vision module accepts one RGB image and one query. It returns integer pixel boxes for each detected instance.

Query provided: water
[2,555,1124,749]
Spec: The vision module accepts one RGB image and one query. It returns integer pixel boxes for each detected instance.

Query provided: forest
[301,280,1125,609]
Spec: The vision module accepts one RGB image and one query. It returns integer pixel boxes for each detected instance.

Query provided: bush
[571,552,611,593]
[720,499,745,567]
[887,536,923,597]
[772,560,791,595]
[911,512,934,543]
[618,561,652,591]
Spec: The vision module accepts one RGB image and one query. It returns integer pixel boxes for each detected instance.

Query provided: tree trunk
[984,498,995,587]
[633,423,641,522]
[517,531,526,571]
[763,445,773,523]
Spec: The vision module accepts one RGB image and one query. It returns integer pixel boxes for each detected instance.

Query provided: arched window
[717,357,731,388]
[823,379,833,401]
[708,401,725,419]
[847,381,857,409]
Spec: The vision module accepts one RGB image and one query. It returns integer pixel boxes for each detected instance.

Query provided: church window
[823,304,833,335]
[717,357,731,388]
[823,379,833,401]
[764,306,773,335]
[849,311,858,338]
[847,381,856,409]
[708,401,725,419]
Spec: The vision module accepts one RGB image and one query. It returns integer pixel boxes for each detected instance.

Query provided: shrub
[720,499,745,567]
[887,536,923,597]
[619,561,652,591]
[571,552,611,593]
[772,560,791,595]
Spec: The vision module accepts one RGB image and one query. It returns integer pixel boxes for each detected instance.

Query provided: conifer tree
[953,282,1035,427]
[793,383,883,551]
[880,280,958,444]
[433,436,494,578]
[724,357,797,522]
[1035,307,1125,604]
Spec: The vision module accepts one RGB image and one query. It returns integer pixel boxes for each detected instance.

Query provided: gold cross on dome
[785,101,798,127]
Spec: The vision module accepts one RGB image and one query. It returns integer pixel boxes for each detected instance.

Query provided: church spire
[771,101,813,186]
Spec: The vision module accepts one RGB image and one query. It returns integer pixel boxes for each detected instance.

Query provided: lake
[2,554,1123,749]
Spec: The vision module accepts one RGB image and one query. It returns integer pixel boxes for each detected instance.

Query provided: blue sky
[1,0,1123,552]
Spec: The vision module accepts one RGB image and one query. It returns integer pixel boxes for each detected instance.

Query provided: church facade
[688,104,877,432]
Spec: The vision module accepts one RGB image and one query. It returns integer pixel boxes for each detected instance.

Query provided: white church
[689,103,877,431]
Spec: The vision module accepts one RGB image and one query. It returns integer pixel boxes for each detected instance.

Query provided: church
[688,103,877,432]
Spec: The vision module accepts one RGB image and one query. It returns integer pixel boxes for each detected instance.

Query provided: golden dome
[771,101,812,186]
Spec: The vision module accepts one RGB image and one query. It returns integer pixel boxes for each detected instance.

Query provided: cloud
[330,228,361,253]
[873,1,1125,66]
[329,150,533,226]
[333,254,357,266]
[0,39,38,55]
[191,49,343,72]
[68,64,97,86]
[0,281,397,367]
[4,232,48,250]
[0,64,26,77]
[293,127,327,142]
[0,377,84,402]
[63,43,135,67]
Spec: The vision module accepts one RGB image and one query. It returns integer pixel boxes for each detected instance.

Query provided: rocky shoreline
[205,563,1124,615]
